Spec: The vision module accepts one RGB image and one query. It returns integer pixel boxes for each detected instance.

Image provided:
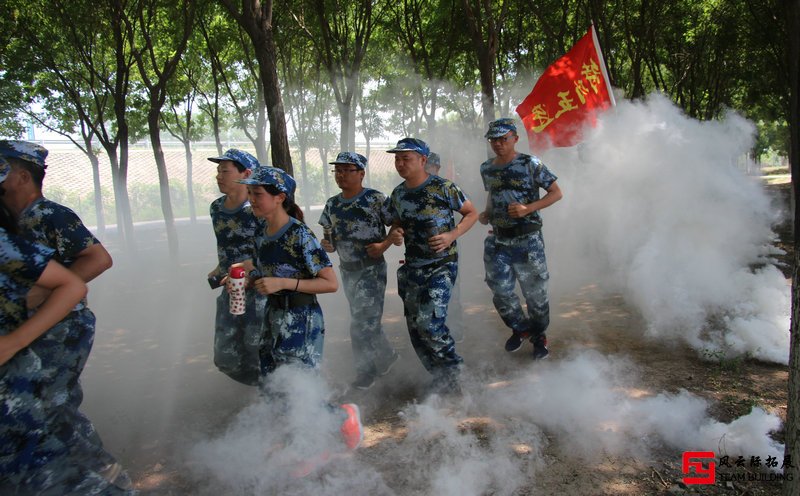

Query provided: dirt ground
[77,181,792,495]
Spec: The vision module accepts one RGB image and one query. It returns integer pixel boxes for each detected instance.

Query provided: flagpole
[590,22,616,107]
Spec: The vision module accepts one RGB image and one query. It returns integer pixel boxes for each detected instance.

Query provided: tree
[126,0,196,260]
[461,0,509,124]
[296,0,383,150]
[218,0,293,174]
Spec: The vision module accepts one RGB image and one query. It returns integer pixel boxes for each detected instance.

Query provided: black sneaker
[504,332,529,352]
[351,374,375,390]
[376,351,399,377]
[532,336,549,360]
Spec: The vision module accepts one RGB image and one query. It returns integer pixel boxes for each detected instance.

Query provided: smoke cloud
[540,93,789,363]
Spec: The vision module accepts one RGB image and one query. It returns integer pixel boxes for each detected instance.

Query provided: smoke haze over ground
[75,91,788,493]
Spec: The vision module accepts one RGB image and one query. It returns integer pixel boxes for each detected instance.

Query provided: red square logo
[682,451,716,485]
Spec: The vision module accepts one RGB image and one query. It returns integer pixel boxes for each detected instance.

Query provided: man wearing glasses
[478,118,563,360]
[319,152,399,391]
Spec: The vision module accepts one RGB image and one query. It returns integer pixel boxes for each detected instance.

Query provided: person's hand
[252,277,286,295]
[365,242,385,259]
[26,286,52,310]
[320,239,335,253]
[388,227,404,246]
[428,231,456,253]
[508,203,532,218]
[478,211,489,225]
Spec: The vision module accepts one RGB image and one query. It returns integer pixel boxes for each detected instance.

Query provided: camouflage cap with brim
[329,151,368,170]
[426,152,441,168]
[237,166,297,199]
[0,140,49,169]
[207,148,260,170]
[387,137,430,157]
[485,118,518,138]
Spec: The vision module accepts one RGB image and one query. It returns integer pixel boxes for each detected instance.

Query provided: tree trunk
[784,0,800,493]
[184,140,196,224]
[148,110,179,261]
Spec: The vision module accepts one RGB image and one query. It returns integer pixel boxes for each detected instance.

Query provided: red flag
[515,25,615,151]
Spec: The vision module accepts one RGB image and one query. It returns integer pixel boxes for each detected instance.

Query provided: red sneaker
[339,403,364,450]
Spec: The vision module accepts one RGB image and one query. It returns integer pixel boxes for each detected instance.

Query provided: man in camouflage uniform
[478,119,563,359]
[0,141,133,492]
[207,149,267,385]
[384,138,477,395]
[319,151,398,391]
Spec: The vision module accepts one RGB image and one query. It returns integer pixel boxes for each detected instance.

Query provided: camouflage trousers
[397,260,463,377]
[483,231,550,337]
[215,290,267,386]
[340,261,396,377]
[260,301,325,376]
[0,310,133,495]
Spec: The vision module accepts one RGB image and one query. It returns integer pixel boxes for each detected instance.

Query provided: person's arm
[252,266,339,295]
[508,181,563,218]
[68,243,113,283]
[27,243,112,309]
[430,199,479,253]
[366,224,404,258]
[0,261,87,365]
[479,193,492,225]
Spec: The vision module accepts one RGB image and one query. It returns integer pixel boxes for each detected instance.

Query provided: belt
[340,257,384,271]
[493,223,540,239]
[418,253,458,268]
[268,292,317,310]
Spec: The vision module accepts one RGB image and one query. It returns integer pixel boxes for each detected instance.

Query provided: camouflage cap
[237,166,296,199]
[329,151,368,170]
[207,148,260,170]
[426,152,441,168]
[387,137,430,157]
[485,118,518,138]
[0,140,49,169]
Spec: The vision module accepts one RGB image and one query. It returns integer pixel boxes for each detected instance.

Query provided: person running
[0,140,133,490]
[207,148,267,385]
[478,118,563,359]
[384,138,478,395]
[237,166,363,452]
[319,151,399,391]
[0,151,133,494]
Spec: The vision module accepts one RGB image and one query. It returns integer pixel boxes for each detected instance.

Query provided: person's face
[424,163,440,176]
[393,151,426,180]
[488,131,519,155]
[332,163,365,190]
[216,161,248,194]
[247,185,284,218]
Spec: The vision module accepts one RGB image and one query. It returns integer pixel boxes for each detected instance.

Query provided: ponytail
[262,184,304,223]
[284,197,304,223]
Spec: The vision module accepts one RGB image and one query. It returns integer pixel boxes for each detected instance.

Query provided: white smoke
[186,351,783,494]
[540,93,789,363]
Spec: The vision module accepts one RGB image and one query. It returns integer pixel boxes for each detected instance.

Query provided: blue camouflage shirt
[17,198,98,268]
[210,196,265,273]
[1,228,55,335]
[253,219,332,282]
[319,188,390,264]
[480,153,557,230]
[384,174,467,267]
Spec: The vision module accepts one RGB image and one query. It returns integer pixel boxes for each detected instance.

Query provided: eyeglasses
[487,136,513,143]
[331,168,360,174]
